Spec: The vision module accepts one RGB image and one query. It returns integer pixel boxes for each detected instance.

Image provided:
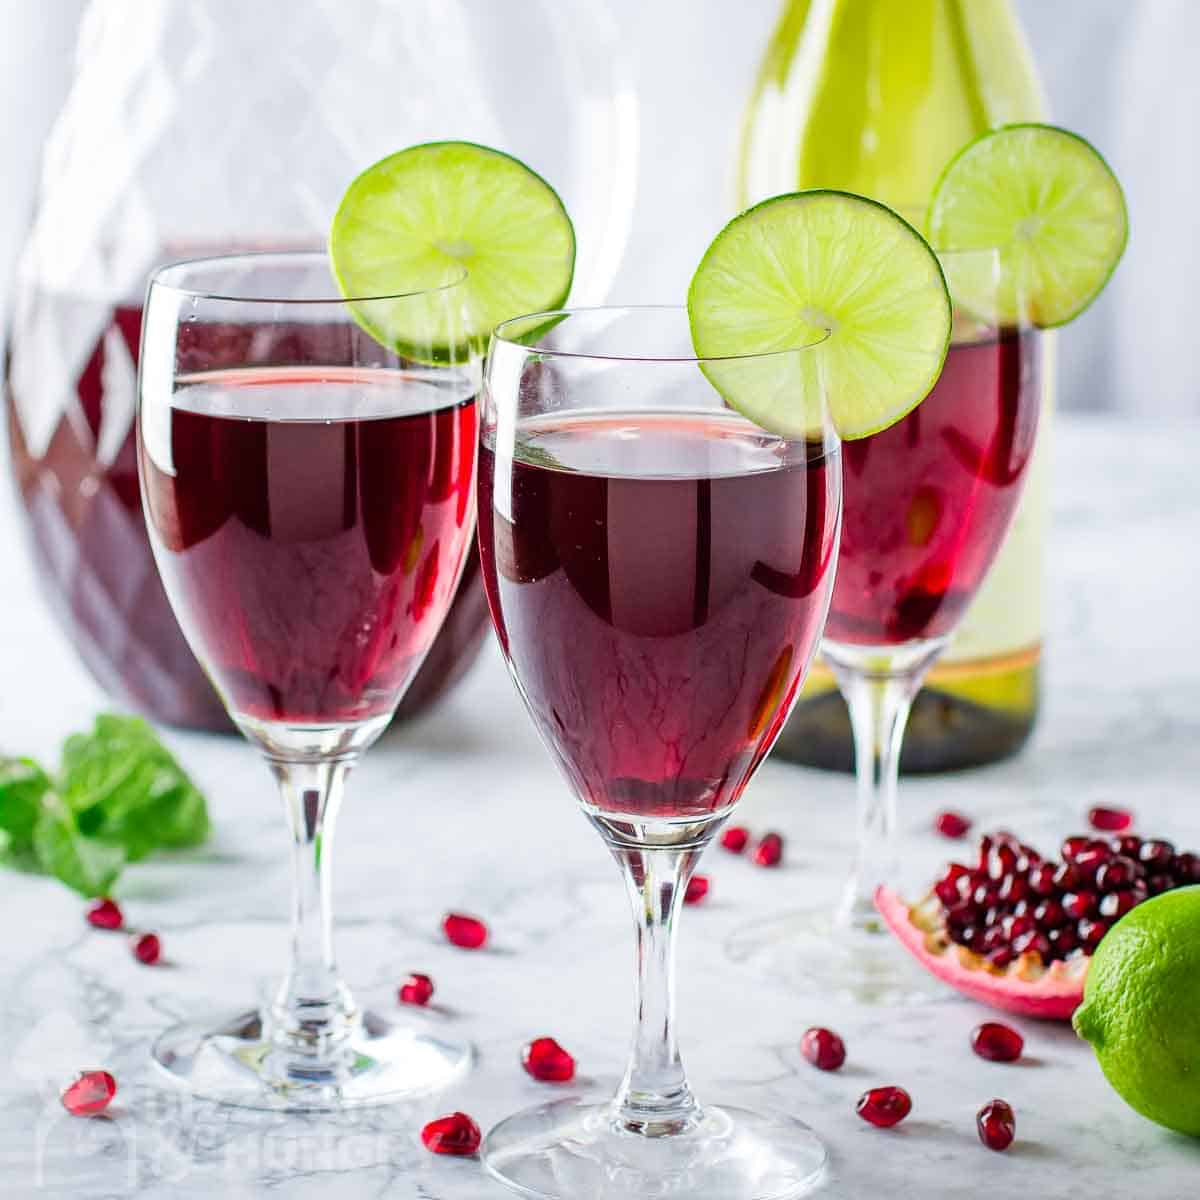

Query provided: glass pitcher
[4,0,636,729]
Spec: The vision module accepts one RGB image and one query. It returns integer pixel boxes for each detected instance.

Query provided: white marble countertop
[2,414,1199,1198]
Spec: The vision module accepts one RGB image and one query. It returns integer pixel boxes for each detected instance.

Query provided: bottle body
[741,0,1049,771]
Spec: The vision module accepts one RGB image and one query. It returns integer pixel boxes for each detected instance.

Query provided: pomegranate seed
[1077,918,1109,951]
[1111,835,1142,857]
[1089,806,1133,833]
[1061,890,1096,919]
[1053,861,1083,890]
[1033,899,1066,929]
[856,1086,912,1128]
[976,835,995,870]
[132,933,161,965]
[1061,835,1092,862]
[684,875,710,905]
[1012,930,1050,960]
[398,973,434,1006]
[442,912,488,949]
[987,946,1016,968]
[935,811,972,839]
[935,864,971,906]
[1096,856,1140,891]
[971,1023,1024,1063]
[987,842,1019,881]
[801,1027,846,1071]
[1003,913,1033,940]
[86,898,124,931]
[1173,853,1200,884]
[997,875,1028,904]
[421,1112,481,1156]
[1099,891,1138,920]
[720,826,750,854]
[1074,841,1113,879]
[752,832,784,868]
[1139,839,1175,870]
[60,1070,117,1117]
[1027,862,1057,896]
[522,1036,576,1083]
[1148,873,1174,896]
[977,1099,1016,1151]
[1050,926,1078,957]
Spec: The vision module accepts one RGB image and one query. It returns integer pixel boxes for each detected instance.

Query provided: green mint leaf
[33,798,125,897]
[59,715,209,861]
[0,756,52,860]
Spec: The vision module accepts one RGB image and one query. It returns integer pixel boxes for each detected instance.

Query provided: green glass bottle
[741,0,1051,772]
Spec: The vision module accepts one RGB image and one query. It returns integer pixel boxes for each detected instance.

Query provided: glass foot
[727,908,951,1005]
[152,1007,472,1111]
[483,1098,827,1200]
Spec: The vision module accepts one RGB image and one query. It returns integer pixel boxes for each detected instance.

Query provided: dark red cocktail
[826,329,1040,647]
[139,366,476,725]
[478,411,839,820]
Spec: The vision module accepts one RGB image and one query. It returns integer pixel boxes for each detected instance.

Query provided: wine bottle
[740,0,1051,772]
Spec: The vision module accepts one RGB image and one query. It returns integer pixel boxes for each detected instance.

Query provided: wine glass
[477,307,841,1199]
[731,247,1044,1001]
[136,251,479,1108]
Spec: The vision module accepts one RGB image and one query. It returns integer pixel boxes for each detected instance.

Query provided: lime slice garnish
[928,123,1128,328]
[687,190,951,440]
[330,141,575,358]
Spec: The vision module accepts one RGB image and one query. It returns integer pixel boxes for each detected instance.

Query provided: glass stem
[267,754,359,1067]
[611,843,703,1137]
[827,642,944,932]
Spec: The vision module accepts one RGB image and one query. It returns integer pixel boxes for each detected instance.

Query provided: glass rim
[491,304,831,365]
[147,250,470,306]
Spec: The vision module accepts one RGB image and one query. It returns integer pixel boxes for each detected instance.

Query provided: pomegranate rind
[875,885,1086,1020]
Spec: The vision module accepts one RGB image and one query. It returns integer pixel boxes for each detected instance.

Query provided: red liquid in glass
[139,367,477,725]
[4,302,489,728]
[826,329,1041,646]
[478,412,839,820]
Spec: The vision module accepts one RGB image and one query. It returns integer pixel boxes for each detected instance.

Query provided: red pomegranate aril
[1053,862,1083,891]
[1148,873,1174,896]
[997,875,1028,905]
[801,1027,846,1071]
[1012,930,1050,960]
[973,883,1000,909]
[935,810,972,839]
[1111,835,1142,858]
[720,826,750,854]
[1096,856,1140,891]
[398,973,435,1006]
[987,946,1016,968]
[421,1112,481,1156]
[684,875,710,905]
[1173,852,1200,884]
[1139,839,1175,869]
[971,1022,1024,1063]
[987,842,1019,881]
[935,876,964,907]
[132,932,161,965]
[443,912,488,949]
[1033,899,1066,929]
[1027,862,1057,897]
[1050,926,1078,957]
[857,1086,912,1128]
[981,925,1008,954]
[1003,913,1034,940]
[977,1099,1016,1151]
[61,1070,117,1117]
[1078,918,1109,951]
[1088,805,1133,833]
[1061,835,1092,863]
[752,832,784,868]
[86,898,124,931]
[1061,891,1096,920]
[522,1037,576,1083]
[1099,891,1138,920]
[1074,842,1113,879]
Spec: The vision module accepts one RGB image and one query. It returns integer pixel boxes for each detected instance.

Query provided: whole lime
[1072,885,1200,1136]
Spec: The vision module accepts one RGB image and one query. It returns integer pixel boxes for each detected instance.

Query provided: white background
[0,0,1197,418]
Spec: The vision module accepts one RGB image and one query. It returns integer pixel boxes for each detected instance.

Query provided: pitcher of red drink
[4,0,635,729]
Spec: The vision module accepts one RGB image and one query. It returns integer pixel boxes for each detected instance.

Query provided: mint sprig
[0,715,209,896]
